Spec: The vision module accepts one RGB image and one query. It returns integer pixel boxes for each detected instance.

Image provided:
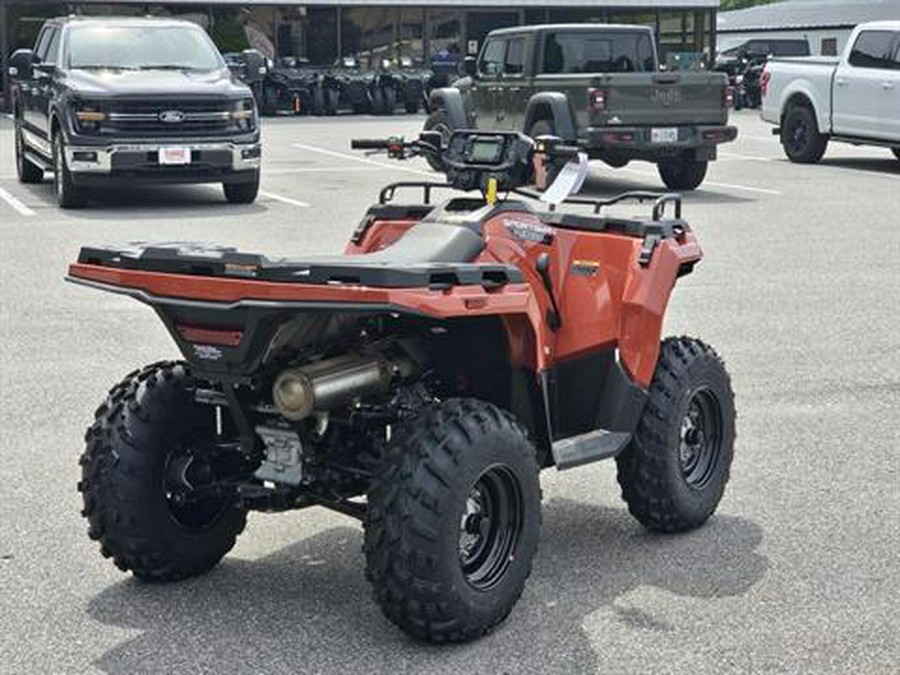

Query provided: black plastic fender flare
[523,92,578,141]
[427,88,469,129]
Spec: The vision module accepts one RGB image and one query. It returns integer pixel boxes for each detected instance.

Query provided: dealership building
[1,0,719,110]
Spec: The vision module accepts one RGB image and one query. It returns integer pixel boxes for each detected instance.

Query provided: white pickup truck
[761,22,900,163]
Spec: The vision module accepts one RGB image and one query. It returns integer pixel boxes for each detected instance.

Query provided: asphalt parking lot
[0,110,898,674]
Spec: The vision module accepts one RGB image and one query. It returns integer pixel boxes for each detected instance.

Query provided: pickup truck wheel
[423,109,452,171]
[364,398,541,643]
[780,105,827,163]
[616,337,736,533]
[15,122,43,184]
[657,152,708,191]
[52,132,87,208]
[223,171,260,204]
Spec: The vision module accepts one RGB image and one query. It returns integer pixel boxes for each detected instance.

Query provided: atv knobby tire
[364,398,541,643]
[78,361,247,581]
[616,337,735,533]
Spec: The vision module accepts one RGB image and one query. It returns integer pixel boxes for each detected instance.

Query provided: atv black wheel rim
[163,446,234,531]
[679,387,723,490]
[458,465,523,591]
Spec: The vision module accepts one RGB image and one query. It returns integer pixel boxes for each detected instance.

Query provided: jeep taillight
[760,67,771,99]
[589,88,607,111]
[723,86,735,109]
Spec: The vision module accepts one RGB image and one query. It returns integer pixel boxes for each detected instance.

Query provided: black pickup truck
[8,16,261,208]
[426,24,737,190]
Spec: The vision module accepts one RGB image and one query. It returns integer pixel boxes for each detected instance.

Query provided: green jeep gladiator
[425,24,737,190]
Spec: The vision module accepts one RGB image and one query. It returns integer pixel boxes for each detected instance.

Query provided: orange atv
[69,130,735,643]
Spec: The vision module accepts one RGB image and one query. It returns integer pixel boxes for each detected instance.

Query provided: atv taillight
[589,88,607,111]
[760,67,771,99]
[177,324,243,347]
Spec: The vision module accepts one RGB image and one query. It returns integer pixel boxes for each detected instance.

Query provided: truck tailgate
[535,72,729,128]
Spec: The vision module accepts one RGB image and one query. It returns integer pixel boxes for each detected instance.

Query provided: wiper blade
[73,64,139,71]
[139,65,204,71]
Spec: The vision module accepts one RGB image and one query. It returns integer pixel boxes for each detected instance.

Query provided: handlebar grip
[350,139,391,150]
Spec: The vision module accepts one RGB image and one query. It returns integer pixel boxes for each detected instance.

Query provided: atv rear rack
[377,181,682,221]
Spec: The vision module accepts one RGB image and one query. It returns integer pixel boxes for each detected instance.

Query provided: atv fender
[428,88,469,129]
[523,93,577,141]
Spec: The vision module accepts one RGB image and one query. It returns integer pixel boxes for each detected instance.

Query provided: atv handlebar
[350,139,393,150]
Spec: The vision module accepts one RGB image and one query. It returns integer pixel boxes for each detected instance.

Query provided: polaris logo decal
[158,110,186,123]
[193,344,223,361]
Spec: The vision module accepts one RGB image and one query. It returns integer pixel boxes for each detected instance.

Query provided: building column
[0,2,8,112]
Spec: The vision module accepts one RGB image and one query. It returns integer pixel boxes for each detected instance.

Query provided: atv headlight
[230,98,256,131]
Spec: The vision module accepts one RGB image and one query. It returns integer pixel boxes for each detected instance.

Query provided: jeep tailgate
[535,72,730,130]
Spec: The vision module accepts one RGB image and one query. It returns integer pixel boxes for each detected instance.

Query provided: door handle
[835,77,847,87]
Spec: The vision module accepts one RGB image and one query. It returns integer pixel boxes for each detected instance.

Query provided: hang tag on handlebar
[541,152,589,206]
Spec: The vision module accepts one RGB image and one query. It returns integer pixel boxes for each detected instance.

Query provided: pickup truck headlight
[230,99,257,132]
[72,102,106,132]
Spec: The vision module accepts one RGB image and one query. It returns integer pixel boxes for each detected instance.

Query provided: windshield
[67,24,223,70]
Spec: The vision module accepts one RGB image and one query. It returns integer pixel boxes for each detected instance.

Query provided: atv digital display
[465,136,505,164]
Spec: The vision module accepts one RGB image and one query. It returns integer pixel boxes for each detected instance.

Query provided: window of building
[427,9,462,60]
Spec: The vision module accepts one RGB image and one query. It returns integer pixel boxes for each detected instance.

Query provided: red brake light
[177,324,243,347]
[589,88,607,111]
[760,67,772,98]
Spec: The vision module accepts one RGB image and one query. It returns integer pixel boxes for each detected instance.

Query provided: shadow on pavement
[15,181,268,218]
[87,498,767,674]
[578,172,754,206]
[817,156,900,176]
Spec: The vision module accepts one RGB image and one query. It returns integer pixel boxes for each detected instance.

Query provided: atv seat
[343,223,485,265]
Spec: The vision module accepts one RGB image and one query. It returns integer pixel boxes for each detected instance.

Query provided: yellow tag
[486,178,498,205]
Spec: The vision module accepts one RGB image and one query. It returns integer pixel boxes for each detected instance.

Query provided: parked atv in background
[69,129,736,643]
[261,57,338,117]
[381,57,432,114]
[224,49,268,113]
[331,57,396,115]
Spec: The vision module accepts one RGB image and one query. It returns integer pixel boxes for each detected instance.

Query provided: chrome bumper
[65,141,262,174]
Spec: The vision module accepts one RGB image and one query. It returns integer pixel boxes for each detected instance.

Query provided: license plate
[159,147,191,165]
[651,127,679,144]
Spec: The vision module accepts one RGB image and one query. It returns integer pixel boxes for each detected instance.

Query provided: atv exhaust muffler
[272,350,415,421]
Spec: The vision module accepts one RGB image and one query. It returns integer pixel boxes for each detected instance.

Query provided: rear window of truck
[542,31,655,74]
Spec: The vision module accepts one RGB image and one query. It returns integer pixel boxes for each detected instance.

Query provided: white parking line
[720,151,776,162]
[265,166,382,175]
[0,187,36,216]
[616,167,783,196]
[258,190,310,208]
[292,142,436,178]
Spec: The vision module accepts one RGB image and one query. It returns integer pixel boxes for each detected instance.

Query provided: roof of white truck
[719,1,900,32]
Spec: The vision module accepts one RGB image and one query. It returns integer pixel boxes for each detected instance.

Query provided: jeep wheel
[781,104,828,163]
[528,119,568,188]
[15,121,43,183]
[616,337,736,533]
[657,152,708,191]
[223,170,260,204]
[53,131,87,208]
[365,399,541,643]
[79,362,249,581]
[423,109,453,171]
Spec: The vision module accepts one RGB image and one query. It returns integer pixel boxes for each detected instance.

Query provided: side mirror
[9,49,35,80]
[462,56,477,77]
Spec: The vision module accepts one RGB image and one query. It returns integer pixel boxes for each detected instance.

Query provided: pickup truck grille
[96,100,238,137]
